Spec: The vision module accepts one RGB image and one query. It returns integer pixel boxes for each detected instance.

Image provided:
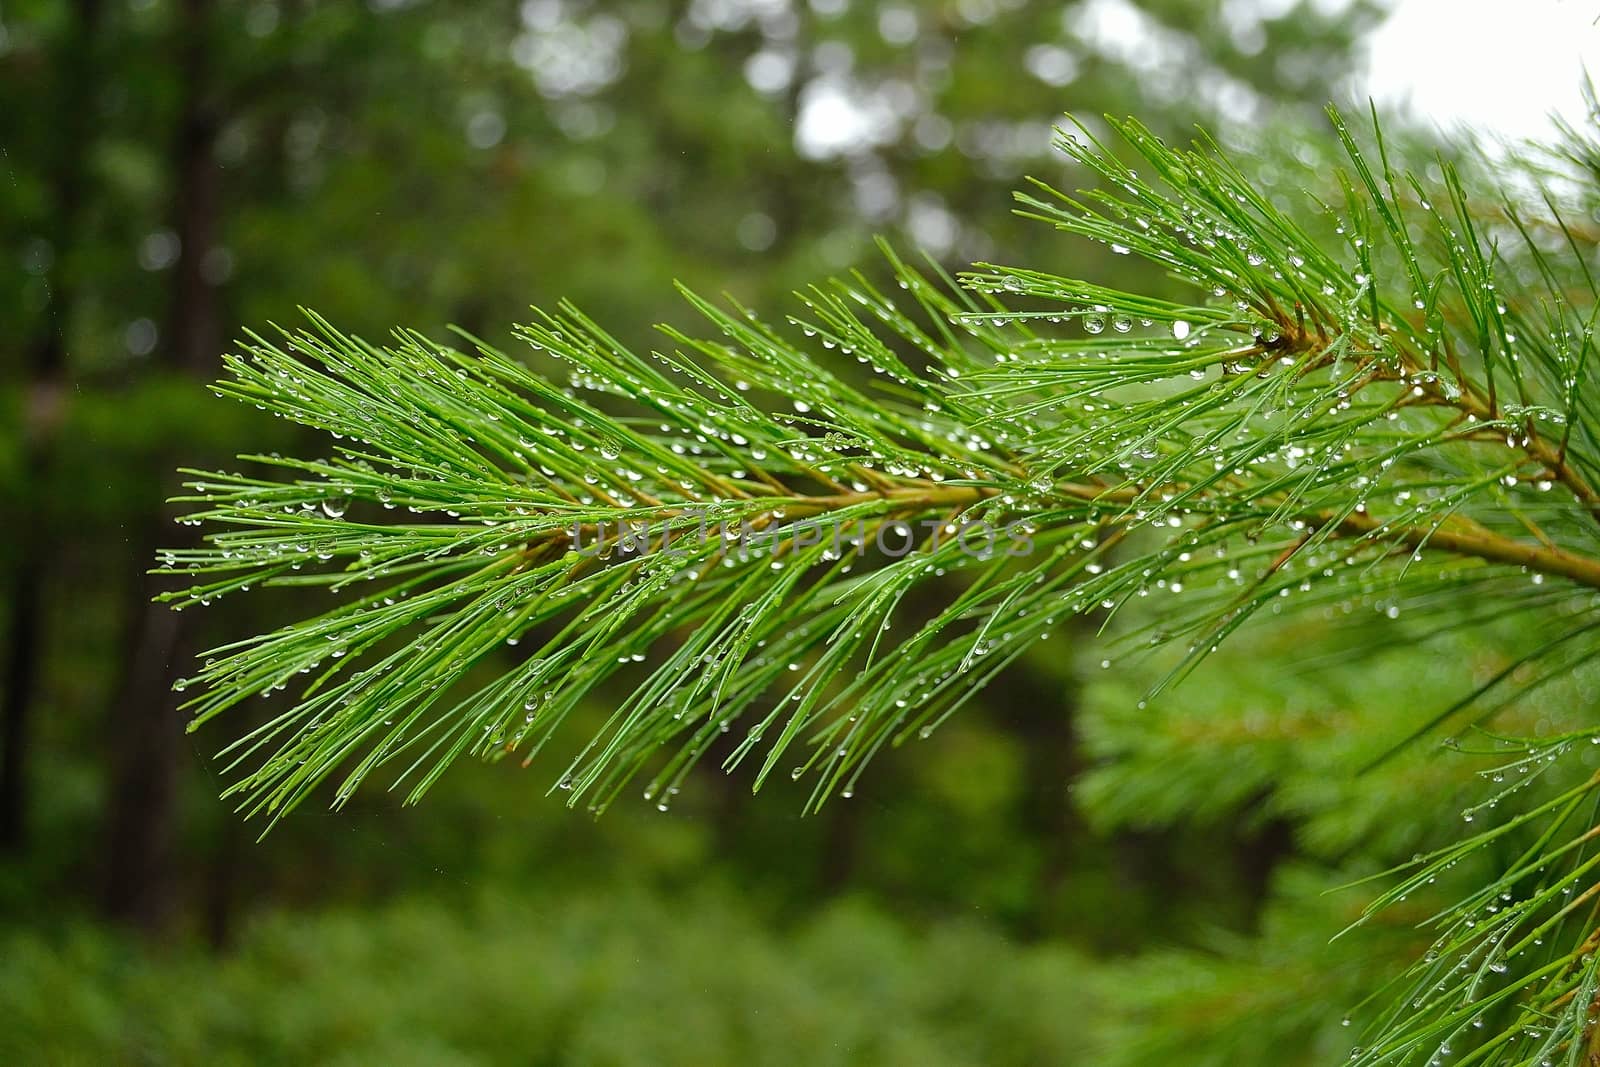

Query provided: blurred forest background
[0,0,1514,1063]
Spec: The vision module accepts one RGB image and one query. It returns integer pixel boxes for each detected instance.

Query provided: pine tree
[162,104,1600,1062]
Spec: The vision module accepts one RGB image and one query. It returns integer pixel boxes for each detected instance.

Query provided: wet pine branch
[161,105,1600,1062]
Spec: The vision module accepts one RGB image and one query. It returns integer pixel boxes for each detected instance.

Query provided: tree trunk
[0,0,104,854]
[101,0,223,930]
[991,662,1085,937]
[0,387,61,851]
[100,545,189,929]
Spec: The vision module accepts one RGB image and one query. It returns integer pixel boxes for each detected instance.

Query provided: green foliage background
[13,1,1579,1064]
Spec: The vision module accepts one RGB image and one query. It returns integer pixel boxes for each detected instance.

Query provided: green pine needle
[163,106,1600,1061]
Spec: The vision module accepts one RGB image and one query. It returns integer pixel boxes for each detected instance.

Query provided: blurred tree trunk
[0,0,105,854]
[203,815,243,950]
[101,0,223,930]
[992,667,1085,937]
[0,377,66,853]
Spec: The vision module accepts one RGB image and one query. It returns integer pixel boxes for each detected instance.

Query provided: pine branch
[162,103,1600,1060]
[165,106,1600,815]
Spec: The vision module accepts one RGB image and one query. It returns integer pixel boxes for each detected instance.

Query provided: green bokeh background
[2,2,1505,1063]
